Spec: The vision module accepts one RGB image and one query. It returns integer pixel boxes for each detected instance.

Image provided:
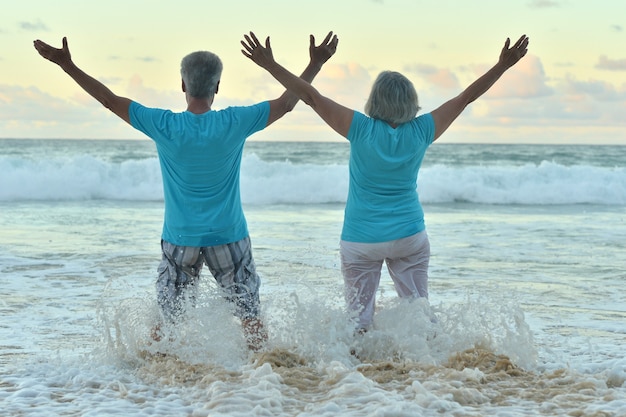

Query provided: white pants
[340,231,430,330]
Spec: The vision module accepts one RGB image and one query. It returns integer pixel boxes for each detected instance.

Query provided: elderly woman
[242,32,529,331]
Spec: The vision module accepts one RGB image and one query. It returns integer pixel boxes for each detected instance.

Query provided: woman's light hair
[180,51,223,99]
[364,71,421,125]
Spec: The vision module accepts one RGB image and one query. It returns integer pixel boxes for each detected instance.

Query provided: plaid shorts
[156,236,261,322]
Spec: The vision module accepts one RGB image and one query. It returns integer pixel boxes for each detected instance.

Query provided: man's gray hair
[180,51,223,99]
[364,71,421,125]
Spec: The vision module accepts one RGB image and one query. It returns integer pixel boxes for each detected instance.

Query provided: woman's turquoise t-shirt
[342,111,435,243]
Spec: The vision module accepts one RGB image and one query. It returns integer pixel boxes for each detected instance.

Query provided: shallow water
[1,140,625,415]
[1,201,625,416]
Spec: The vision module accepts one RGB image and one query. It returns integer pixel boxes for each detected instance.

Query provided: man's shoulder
[212,102,271,126]
[129,101,178,123]
[130,101,173,114]
[216,101,270,113]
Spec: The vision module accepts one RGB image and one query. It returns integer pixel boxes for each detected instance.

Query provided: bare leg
[350,327,367,358]
[242,317,268,352]
[151,323,163,342]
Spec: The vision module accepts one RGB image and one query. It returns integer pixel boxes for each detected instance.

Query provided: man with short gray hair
[34,31,339,351]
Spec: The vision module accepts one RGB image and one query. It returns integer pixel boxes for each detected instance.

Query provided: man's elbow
[99,95,118,112]
[101,97,131,124]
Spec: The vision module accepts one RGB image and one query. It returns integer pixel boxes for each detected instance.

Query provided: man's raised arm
[34,37,132,124]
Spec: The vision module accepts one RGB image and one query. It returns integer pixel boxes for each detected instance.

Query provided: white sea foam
[2,153,625,205]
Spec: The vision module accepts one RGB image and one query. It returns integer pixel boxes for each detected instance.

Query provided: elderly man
[34,32,338,351]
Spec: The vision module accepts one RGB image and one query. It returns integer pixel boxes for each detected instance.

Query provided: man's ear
[182,80,186,92]
[215,80,220,95]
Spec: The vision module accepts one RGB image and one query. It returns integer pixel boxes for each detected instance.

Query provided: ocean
[1,138,625,416]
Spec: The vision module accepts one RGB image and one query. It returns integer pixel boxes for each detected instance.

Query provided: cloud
[19,20,49,32]
[136,56,159,63]
[241,62,372,111]
[595,55,626,71]
[0,84,78,121]
[404,64,460,90]
[561,76,626,101]
[485,55,553,99]
[317,63,371,95]
[459,71,626,130]
[425,53,625,132]
[611,25,623,32]
[552,78,626,126]
[527,0,560,8]
[127,75,182,109]
[0,83,140,139]
[5,51,626,143]
[404,56,552,108]
[98,76,125,86]
[554,61,574,68]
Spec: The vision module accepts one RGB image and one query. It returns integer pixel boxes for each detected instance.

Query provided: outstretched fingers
[513,35,529,59]
[507,34,529,56]
[33,39,53,57]
[513,34,529,49]
[33,37,71,65]
[324,32,339,50]
[240,39,253,58]
[321,31,334,45]
[310,31,338,50]
[248,32,267,49]
[499,34,529,67]
[241,32,263,58]
[240,31,275,67]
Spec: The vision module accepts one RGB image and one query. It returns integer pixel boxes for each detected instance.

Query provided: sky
[1,0,625,144]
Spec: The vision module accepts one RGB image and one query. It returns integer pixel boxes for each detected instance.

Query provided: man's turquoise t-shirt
[129,101,270,247]
[342,111,435,243]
